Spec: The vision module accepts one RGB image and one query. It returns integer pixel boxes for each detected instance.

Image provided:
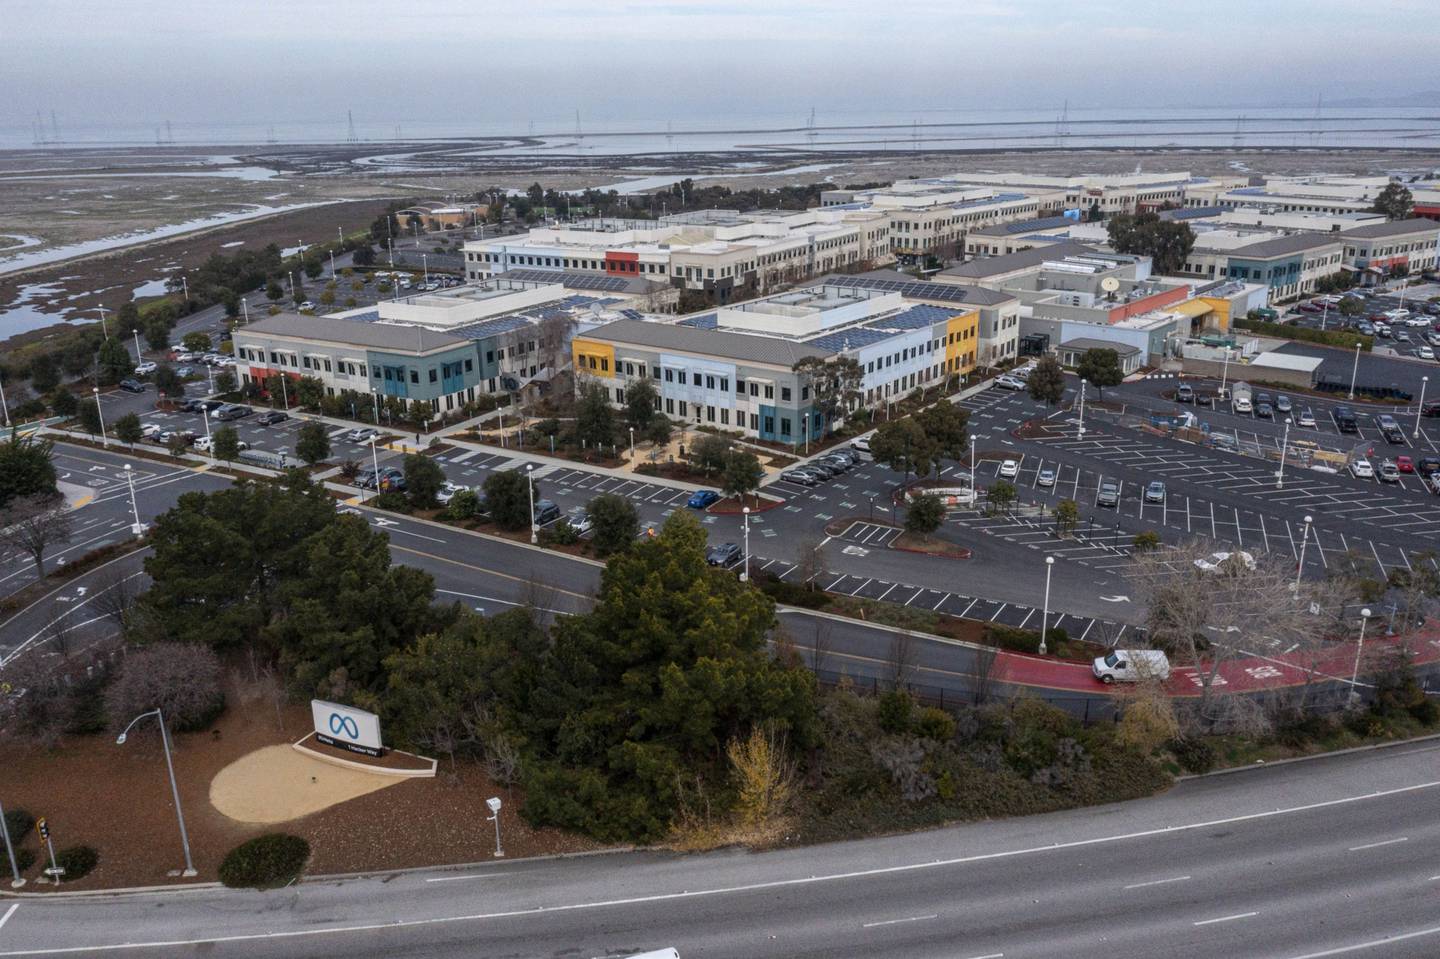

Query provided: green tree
[117,301,140,330]
[291,276,307,306]
[904,492,946,537]
[212,425,241,463]
[483,469,532,530]
[1105,213,1195,274]
[913,401,970,464]
[987,479,1017,514]
[183,332,212,353]
[153,364,184,398]
[0,433,58,508]
[220,289,240,319]
[403,453,445,508]
[319,290,336,307]
[113,412,144,447]
[97,337,132,385]
[295,422,331,466]
[144,317,172,351]
[47,388,78,418]
[1371,182,1414,220]
[575,381,616,450]
[625,377,658,430]
[1055,499,1079,537]
[1338,297,1364,317]
[303,258,323,280]
[1076,348,1124,399]
[1026,355,1066,407]
[519,512,816,842]
[28,354,59,394]
[690,433,733,475]
[1134,530,1161,552]
[265,279,283,303]
[870,416,938,481]
[721,450,764,507]
[78,397,103,436]
[296,376,325,409]
[215,368,237,395]
[587,492,639,557]
[645,417,673,448]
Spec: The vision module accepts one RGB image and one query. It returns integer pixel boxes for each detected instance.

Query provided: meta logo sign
[311,699,384,757]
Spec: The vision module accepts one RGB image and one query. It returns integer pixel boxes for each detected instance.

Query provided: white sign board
[311,699,384,756]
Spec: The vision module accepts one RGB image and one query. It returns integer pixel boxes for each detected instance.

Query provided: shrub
[915,706,957,742]
[548,519,580,545]
[64,667,112,735]
[1273,714,1340,750]
[1133,530,1161,552]
[3,808,35,841]
[55,846,99,882]
[1115,691,1179,754]
[755,574,830,610]
[985,624,1067,653]
[219,834,310,889]
[877,689,915,733]
[104,643,225,734]
[372,490,411,513]
[14,847,35,874]
[1166,736,1214,774]
[1234,318,1372,352]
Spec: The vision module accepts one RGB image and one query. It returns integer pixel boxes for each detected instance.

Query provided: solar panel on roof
[825,275,978,304]
[807,327,900,352]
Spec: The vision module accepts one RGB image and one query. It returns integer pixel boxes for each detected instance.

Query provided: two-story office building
[1339,219,1440,279]
[571,284,980,445]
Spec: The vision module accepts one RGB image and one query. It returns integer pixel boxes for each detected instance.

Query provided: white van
[1092,649,1170,684]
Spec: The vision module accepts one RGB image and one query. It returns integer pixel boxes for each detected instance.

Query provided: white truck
[1230,381,1253,415]
[1092,649,1171,684]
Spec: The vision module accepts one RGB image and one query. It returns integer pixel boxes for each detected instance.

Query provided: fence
[811,667,1124,726]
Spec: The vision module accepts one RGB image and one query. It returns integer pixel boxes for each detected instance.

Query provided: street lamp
[526,463,537,544]
[1039,556,1055,656]
[969,434,976,487]
[0,373,10,428]
[1296,515,1313,593]
[368,434,380,487]
[1076,379,1087,442]
[93,387,108,447]
[422,254,429,285]
[1348,343,1362,401]
[116,709,197,877]
[1416,376,1429,439]
[485,797,504,857]
[628,426,635,464]
[803,413,810,456]
[0,797,25,887]
[1276,420,1290,489]
[202,408,214,464]
[740,506,751,582]
[1351,608,1373,703]
[124,464,144,535]
[132,328,142,364]
[1219,347,1231,396]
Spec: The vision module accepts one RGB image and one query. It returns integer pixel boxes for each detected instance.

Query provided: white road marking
[862,914,937,928]
[1194,911,1258,926]
[0,905,16,934]
[1281,924,1440,958]
[1123,875,1191,890]
[6,782,1440,956]
[425,874,500,883]
[1348,837,1408,852]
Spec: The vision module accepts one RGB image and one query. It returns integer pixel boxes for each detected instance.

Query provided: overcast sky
[8,0,1437,136]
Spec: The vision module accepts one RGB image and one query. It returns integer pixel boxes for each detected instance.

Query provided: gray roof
[238,313,468,353]
[1231,232,1344,259]
[582,319,833,367]
[1339,218,1440,239]
[939,241,1100,278]
[969,215,1075,237]
[1059,338,1141,357]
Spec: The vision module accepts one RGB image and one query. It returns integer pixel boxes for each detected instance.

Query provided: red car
[1398,455,1415,474]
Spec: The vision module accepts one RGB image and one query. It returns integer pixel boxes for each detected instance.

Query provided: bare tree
[794,536,829,591]
[887,629,919,688]
[1128,541,1325,728]
[536,311,577,377]
[810,618,833,677]
[90,567,141,635]
[42,603,76,659]
[104,643,225,733]
[0,495,74,578]
[519,572,563,628]
[970,641,999,706]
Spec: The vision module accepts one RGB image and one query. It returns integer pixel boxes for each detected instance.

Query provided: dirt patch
[209,745,403,825]
[893,532,972,560]
[1,677,603,891]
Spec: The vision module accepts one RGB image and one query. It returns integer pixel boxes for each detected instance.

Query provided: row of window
[238,345,475,385]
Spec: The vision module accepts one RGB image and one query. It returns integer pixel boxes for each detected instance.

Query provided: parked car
[1423,401,1440,418]
[1416,457,1440,476]
[687,490,720,510]
[436,482,468,506]
[1297,407,1317,428]
[706,542,742,567]
[118,378,146,394]
[1255,402,1274,419]
[533,499,561,525]
[1350,459,1375,479]
[1398,455,1415,474]
[1174,384,1194,403]
[1420,347,1436,361]
[850,436,872,455]
[818,455,852,473]
[1274,394,1292,415]
[1379,460,1401,483]
[157,429,195,447]
[193,435,247,454]
[1036,468,1056,488]
[175,366,194,378]
[345,427,379,443]
[781,469,818,486]
[134,361,158,376]
[140,423,162,439]
[1144,480,1166,504]
[995,374,1027,390]
[256,411,289,426]
[998,459,1019,479]
[562,506,594,535]
[803,460,839,478]
[1096,481,1120,507]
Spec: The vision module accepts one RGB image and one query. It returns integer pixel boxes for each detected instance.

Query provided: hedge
[219,834,310,889]
[3,808,35,841]
[1233,318,1372,352]
[985,624,1069,653]
[55,846,99,882]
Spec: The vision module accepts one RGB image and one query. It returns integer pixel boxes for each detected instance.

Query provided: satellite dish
[1101,277,1121,292]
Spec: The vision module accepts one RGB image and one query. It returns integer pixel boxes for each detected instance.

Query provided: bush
[877,690,914,733]
[1167,737,1215,774]
[104,643,225,734]
[4,808,35,841]
[14,847,35,874]
[755,574,830,609]
[1133,530,1161,552]
[985,624,1067,653]
[55,845,99,882]
[548,519,580,545]
[219,834,310,889]
[915,706,957,742]
[1234,318,1372,352]
[372,490,411,513]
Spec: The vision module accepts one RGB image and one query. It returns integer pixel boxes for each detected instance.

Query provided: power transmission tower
[164,119,174,144]
[807,107,817,150]
[347,109,358,143]
[49,111,60,144]
[575,109,582,139]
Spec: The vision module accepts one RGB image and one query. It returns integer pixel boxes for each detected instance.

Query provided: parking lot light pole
[1351,608,1373,702]
[132,328,142,363]
[526,464,538,543]
[1219,347,1231,396]
[1039,556,1055,656]
[368,435,380,483]
[1296,514,1313,593]
[1276,421,1291,489]
[116,708,197,878]
[0,374,10,428]
[0,797,26,887]
[1076,380,1087,442]
[1416,376,1429,439]
[202,408,214,463]
[422,254,429,285]
[628,426,635,464]
[740,506,751,582]
[969,435,976,486]
[93,387,108,447]
[1348,343,1362,401]
[124,464,144,535]
[803,413,810,455]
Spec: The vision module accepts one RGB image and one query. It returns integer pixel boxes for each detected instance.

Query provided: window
[720,378,728,392]
[652,365,662,378]
[429,369,437,383]
[666,398,674,414]
[750,413,759,430]
[705,375,715,390]
[764,385,774,399]
[780,417,791,437]
[678,401,688,417]
[706,406,715,422]
[465,359,473,372]
[720,409,729,425]
[372,365,382,378]
[409,370,419,384]
[763,415,774,434]
[677,370,686,385]
[749,382,759,397]
[664,368,674,382]
[615,387,625,403]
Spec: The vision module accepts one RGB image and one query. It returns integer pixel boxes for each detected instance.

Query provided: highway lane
[3,741,1438,957]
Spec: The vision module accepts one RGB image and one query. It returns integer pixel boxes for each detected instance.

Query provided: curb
[1176,731,1440,782]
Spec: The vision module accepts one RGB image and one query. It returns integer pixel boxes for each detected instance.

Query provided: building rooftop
[1231,232,1344,259]
[583,318,833,367]
[939,241,1101,278]
[239,314,468,353]
[820,272,1017,306]
[1060,337,1141,357]
[1339,218,1440,239]
[969,215,1076,237]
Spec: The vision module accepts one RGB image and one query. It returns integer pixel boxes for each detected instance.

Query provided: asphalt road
[3,742,1438,958]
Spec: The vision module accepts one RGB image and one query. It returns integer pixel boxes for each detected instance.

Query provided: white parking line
[1348,837,1408,852]
[0,904,17,934]
[1123,875,1191,890]
[1193,911,1258,927]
